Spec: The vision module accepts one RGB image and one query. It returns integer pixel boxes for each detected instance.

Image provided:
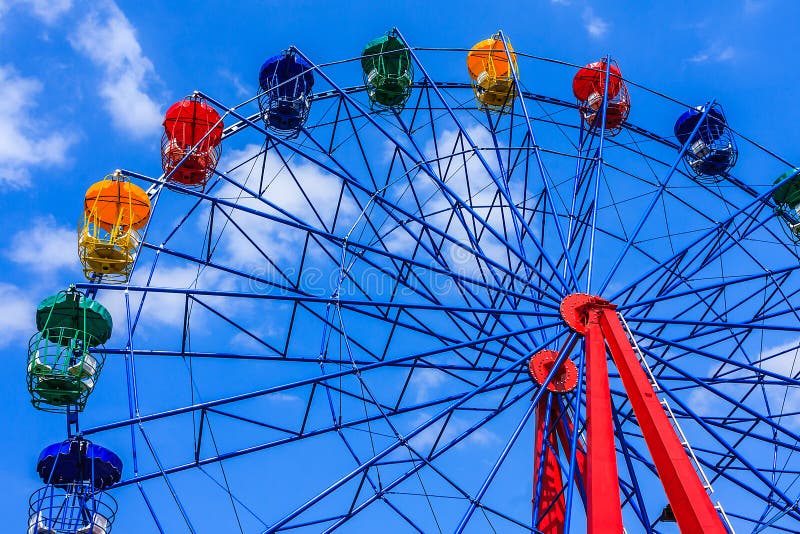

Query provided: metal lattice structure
[51,30,800,532]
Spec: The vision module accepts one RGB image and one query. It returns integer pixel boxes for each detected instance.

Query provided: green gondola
[27,287,112,411]
[361,32,413,110]
[772,169,800,242]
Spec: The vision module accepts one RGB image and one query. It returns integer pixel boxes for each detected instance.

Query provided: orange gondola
[467,33,518,112]
[78,172,150,282]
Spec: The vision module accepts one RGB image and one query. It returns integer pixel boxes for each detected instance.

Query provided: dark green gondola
[361,32,413,110]
[772,169,800,242]
[27,287,112,411]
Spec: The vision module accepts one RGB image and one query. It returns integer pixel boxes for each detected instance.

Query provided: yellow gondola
[78,171,151,282]
[467,33,518,112]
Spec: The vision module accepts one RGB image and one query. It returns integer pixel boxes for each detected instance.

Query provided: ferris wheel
[24,28,800,533]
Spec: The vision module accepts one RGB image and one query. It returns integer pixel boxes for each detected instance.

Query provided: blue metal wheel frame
[63,30,800,533]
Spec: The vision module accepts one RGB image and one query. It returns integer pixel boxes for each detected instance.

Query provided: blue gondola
[258,51,314,138]
[29,438,121,534]
[674,104,737,180]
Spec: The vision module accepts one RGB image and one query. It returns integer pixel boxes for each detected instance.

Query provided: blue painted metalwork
[562,343,586,533]
[598,102,717,294]
[496,30,579,290]
[393,30,572,296]
[585,56,612,293]
[52,29,800,534]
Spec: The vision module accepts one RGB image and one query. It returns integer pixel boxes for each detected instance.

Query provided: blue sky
[2,0,800,532]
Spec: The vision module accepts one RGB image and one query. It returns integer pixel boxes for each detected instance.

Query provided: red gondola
[572,59,630,135]
[161,96,223,189]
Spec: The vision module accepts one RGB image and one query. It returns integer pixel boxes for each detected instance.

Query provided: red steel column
[533,400,566,534]
[554,405,586,497]
[599,308,726,533]
[585,309,624,534]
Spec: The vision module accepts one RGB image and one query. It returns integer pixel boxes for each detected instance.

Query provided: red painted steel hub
[528,350,578,392]
[559,292,616,333]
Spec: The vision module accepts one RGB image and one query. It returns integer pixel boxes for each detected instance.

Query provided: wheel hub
[528,350,578,392]
[559,293,616,333]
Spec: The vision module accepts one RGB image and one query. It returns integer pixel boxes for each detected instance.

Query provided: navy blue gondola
[37,439,122,488]
[674,104,737,180]
[29,438,121,534]
[258,52,314,137]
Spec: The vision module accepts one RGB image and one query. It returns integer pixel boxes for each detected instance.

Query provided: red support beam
[585,309,624,534]
[534,399,566,534]
[598,307,727,534]
[557,293,727,532]
[554,402,586,502]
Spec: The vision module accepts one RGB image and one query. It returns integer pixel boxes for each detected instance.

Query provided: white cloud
[219,68,250,99]
[16,0,72,24]
[583,8,609,38]
[686,387,720,418]
[410,368,447,402]
[743,0,767,14]
[215,144,359,274]
[0,66,74,188]
[689,45,736,64]
[760,338,800,376]
[94,261,230,348]
[6,216,77,275]
[212,127,530,303]
[0,0,72,25]
[69,1,161,138]
[0,283,36,348]
[683,340,800,434]
[267,392,301,402]
[138,264,223,327]
[393,126,526,281]
[409,411,499,451]
[759,338,800,428]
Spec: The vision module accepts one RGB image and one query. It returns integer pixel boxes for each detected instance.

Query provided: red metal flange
[528,350,578,393]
